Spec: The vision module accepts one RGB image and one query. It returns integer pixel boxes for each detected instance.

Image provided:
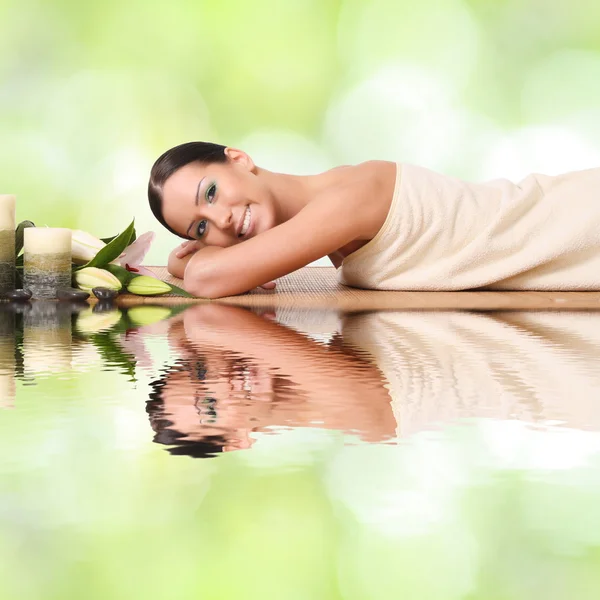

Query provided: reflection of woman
[146,305,600,457]
[146,304,396,457]
[149,141,600,298]
[342,310,600,437]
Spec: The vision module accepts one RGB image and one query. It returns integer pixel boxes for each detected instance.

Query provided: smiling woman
[148,141,600,298]
[147,141,390,297]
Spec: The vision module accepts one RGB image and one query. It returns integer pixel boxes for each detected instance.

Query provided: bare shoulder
[318,160,397,239]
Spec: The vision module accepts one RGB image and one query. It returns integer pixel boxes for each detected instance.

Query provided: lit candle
[0,195,16,293]
[23,228,72,299]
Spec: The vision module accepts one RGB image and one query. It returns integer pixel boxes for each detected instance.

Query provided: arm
[183,191,367,298]
[167,245,194,279]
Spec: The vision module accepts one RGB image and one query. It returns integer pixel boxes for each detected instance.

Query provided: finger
[175,243,195,258]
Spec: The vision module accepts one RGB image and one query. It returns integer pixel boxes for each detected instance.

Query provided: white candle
[23,228,72,299]
[24,227,71,254]
[0,195,15,230]
[0,195,15,292]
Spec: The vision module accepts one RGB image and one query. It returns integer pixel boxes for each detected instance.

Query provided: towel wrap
[340,163,600,290]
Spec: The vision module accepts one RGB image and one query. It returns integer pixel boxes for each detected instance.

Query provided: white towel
[340,163,600,290]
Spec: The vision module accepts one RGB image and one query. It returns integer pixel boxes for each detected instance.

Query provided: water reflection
[147,304,396,457]
[0,301,150,392]
[342,311,600,435]
[1,300,600,457]
[142,304,600,458]
[0,304,16,408]
[2,300,600,596]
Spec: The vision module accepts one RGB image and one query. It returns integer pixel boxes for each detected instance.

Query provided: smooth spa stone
[56,288,90,302]
[92,287,118,301]
[2,289,33,302]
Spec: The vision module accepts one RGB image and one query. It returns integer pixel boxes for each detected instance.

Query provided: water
[1,301,600,599]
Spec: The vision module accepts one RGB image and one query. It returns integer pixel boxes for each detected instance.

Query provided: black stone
[2,288,32,302]
[92,287,118,301]
[57,288,90,302]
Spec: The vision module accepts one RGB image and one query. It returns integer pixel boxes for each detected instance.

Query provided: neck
[255,167,319,225]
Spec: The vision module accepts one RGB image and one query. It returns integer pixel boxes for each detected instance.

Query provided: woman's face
[160,149,278,246]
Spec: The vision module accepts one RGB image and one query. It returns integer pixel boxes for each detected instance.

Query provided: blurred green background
[3,5,600,595]
[2,0,600,264]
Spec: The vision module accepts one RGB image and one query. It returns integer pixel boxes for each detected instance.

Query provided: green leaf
[104,263,136,287]
[166,282,196,298]
[76,220,135,271]
[15,220,35,256]
[101,226,136,245]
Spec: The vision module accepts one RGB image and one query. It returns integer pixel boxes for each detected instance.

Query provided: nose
[213,206,234,231]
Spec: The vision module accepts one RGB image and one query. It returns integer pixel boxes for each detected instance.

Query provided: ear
[224,147,256,172]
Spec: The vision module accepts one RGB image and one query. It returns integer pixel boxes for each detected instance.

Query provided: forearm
[183,246,230,297]
[167,247,195,279]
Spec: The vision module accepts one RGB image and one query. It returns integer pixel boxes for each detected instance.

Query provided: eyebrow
[186,177,206,237]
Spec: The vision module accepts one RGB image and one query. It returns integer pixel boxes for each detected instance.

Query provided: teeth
[240,206,251,236]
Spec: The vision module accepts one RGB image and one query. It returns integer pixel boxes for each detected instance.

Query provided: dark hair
[146,365,226,459]
[148,141,228,239]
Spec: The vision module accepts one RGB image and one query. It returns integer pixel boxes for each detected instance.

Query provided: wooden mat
[112,266,600,311]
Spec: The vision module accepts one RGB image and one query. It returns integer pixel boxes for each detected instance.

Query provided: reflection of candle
[0,304,16,407]
[23,228,72,299]
[22,301,73,374]
[0,195,16,293]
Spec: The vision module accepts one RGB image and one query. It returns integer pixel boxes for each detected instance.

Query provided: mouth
[237,205,251,239]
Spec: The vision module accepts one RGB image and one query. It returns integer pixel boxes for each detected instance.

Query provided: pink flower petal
[117,231,155,268]
[135,266,158,277]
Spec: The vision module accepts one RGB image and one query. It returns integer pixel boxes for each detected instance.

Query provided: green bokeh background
[3,4,600,596]
[2,0,600,264]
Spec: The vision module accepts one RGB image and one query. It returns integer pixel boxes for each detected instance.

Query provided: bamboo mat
[111,266,600,311]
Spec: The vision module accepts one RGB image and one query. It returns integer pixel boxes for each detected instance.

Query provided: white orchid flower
[71,229,156,278]
[75,267,122,292]
[71,230,106,264]
[114,231,157,277]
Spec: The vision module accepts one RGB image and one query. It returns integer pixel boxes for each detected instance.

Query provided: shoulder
[317,160,398,239]
[325,160,396,198]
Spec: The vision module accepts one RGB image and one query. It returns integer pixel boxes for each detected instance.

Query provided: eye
[196,219,208,239]
[205,183,216,203]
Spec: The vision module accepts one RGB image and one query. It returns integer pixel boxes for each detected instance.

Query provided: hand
[175,240,203,259]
